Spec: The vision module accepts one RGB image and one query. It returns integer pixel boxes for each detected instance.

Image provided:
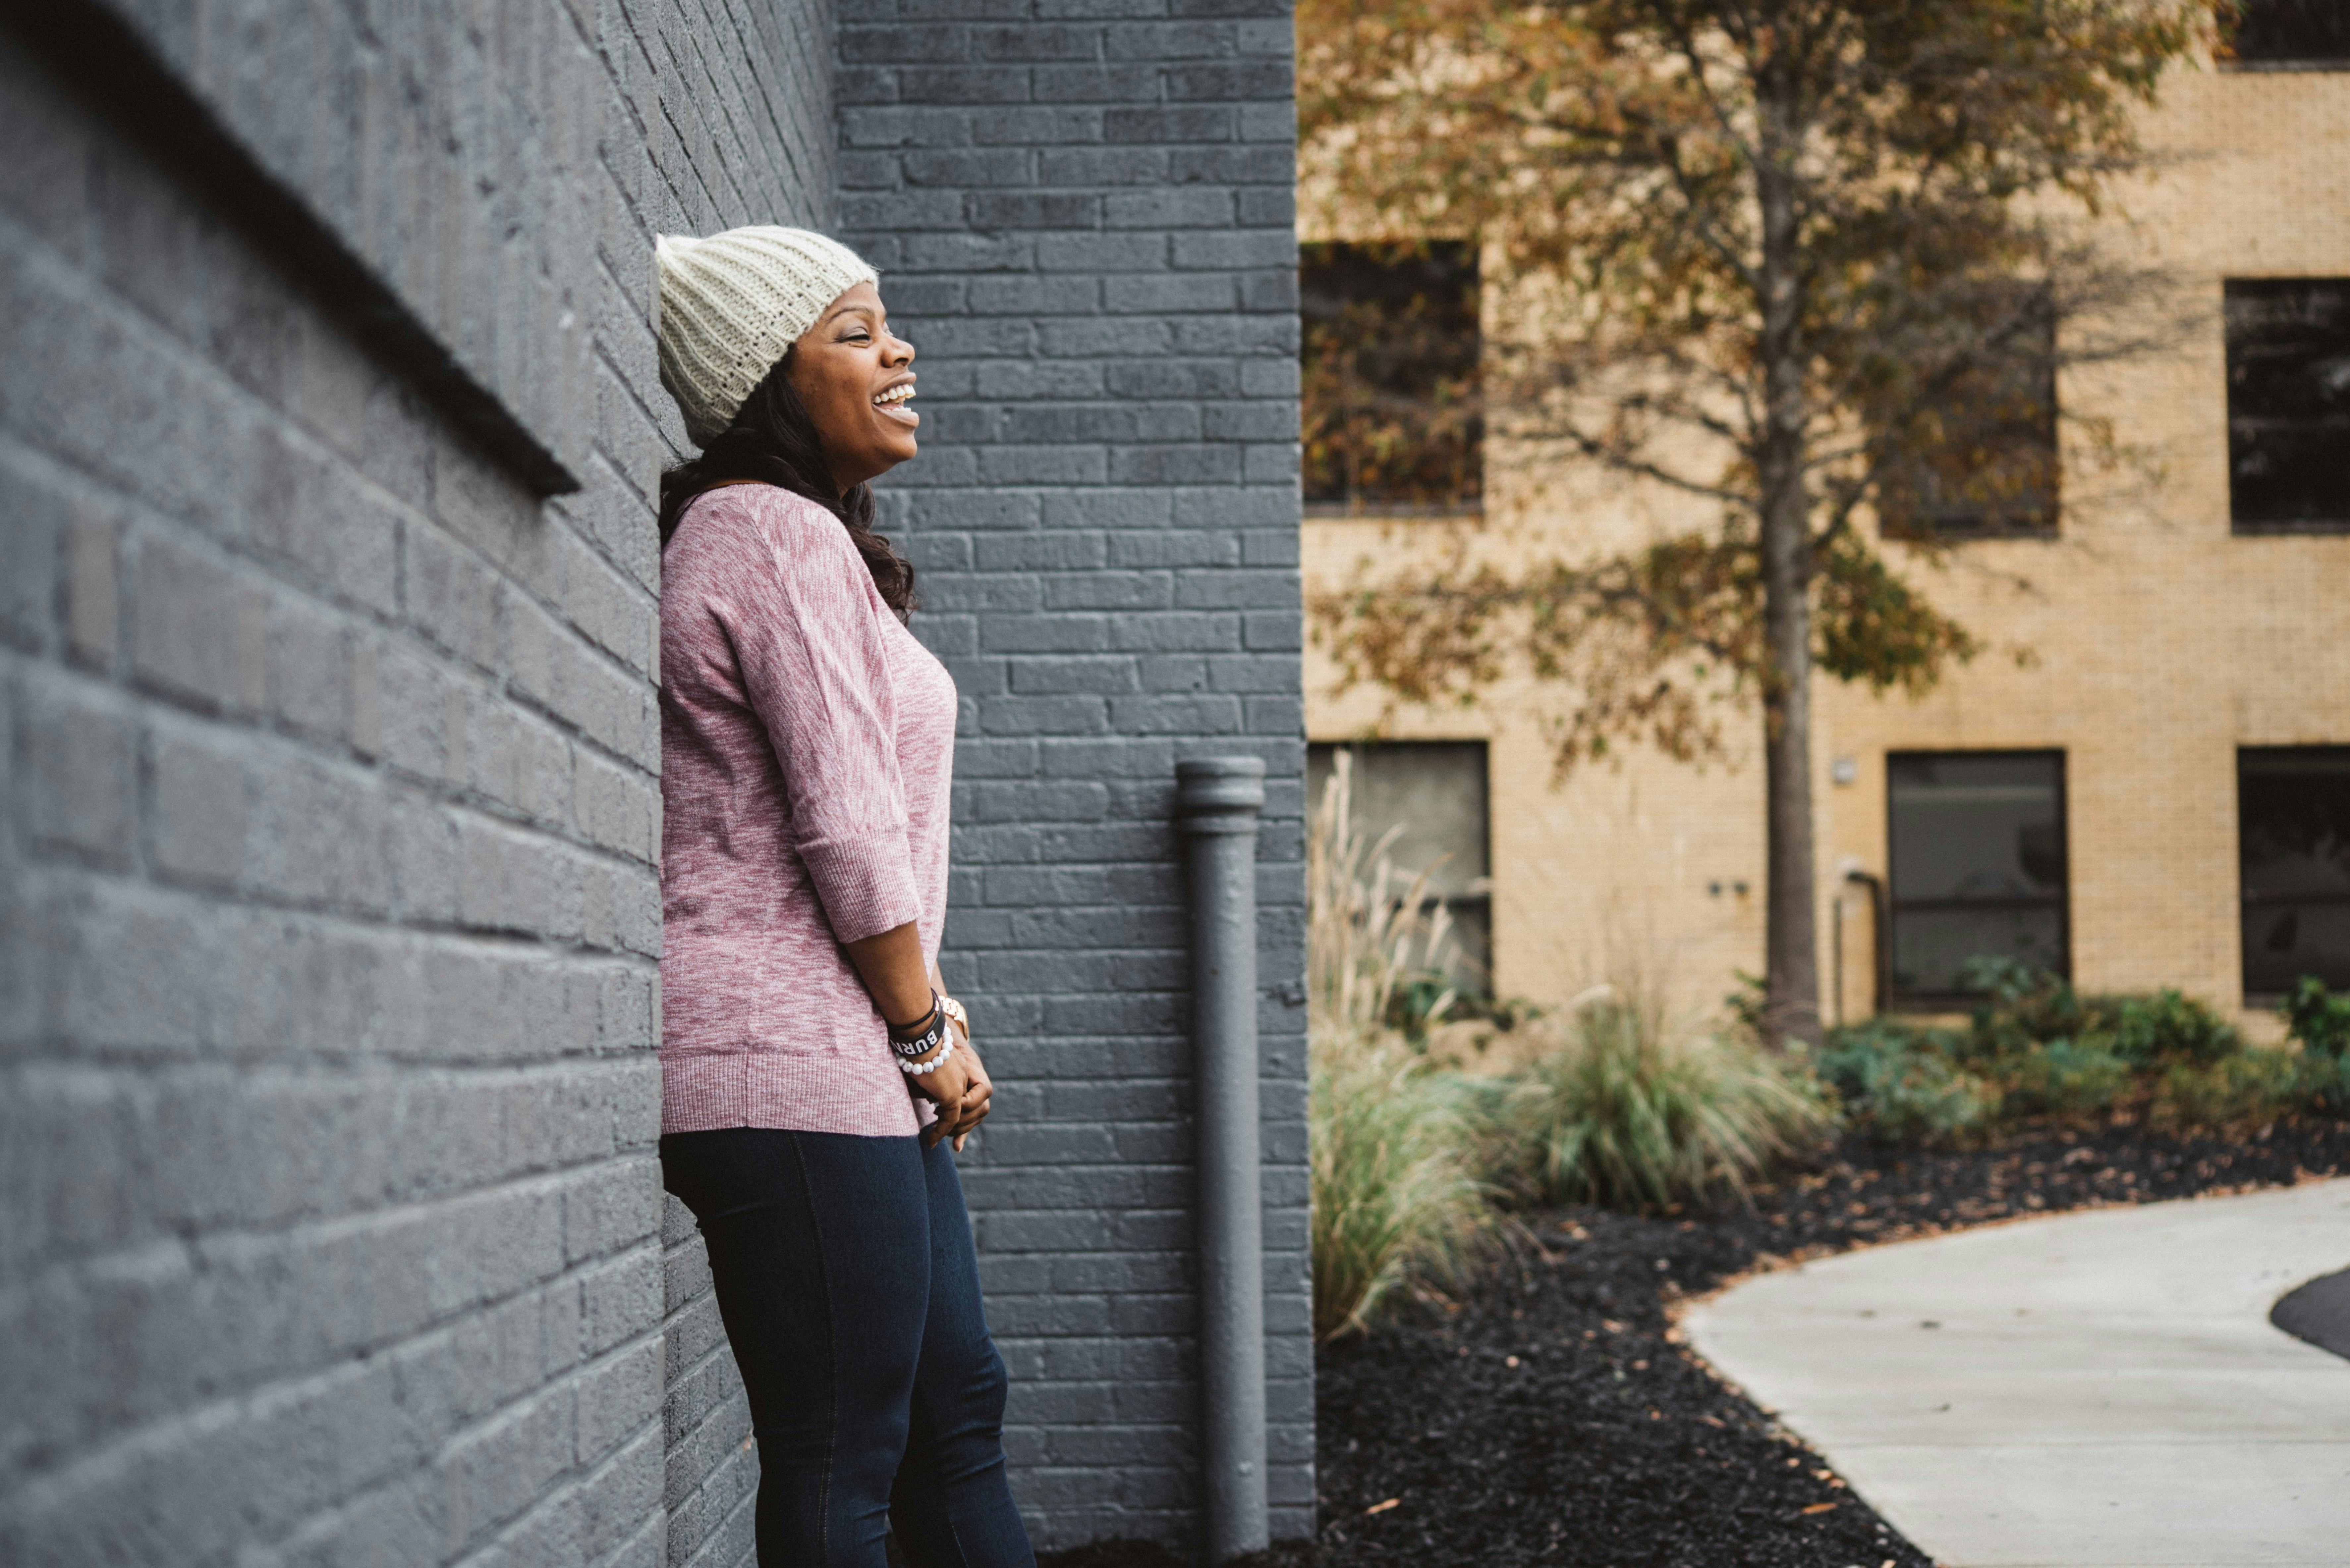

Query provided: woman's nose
[889,332,915,365]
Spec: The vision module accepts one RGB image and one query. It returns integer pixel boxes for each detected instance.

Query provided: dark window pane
[2241,749,2350,896]
[1443,900,1493,997]
[1309,741,1491,990]
[2225,279,2350,533]
[2239,747,2350,995]
[1888,751,2068,1001]
[2224,0,2350,64]
[1889,754,2067,900]
[2244,906,2350,996]
[1300,241,1482,514]
[1892,906,2069,999]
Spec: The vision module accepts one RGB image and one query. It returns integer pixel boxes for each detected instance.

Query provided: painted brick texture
[0,24,663,1563]
[834,0,1311,1550]
[0,1,835,1563]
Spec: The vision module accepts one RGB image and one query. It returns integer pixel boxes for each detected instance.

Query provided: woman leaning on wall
[651,226,1035,1568]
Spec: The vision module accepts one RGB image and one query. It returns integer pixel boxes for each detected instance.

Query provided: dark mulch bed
[1038,1114,2350,1568]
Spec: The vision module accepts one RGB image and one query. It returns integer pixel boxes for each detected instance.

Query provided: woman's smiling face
[787,281,918,492]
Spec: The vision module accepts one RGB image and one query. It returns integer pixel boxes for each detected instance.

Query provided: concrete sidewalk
[1681,1179,2350,1568]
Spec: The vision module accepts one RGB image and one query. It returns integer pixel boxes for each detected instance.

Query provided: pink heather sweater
[657,484,957,1137]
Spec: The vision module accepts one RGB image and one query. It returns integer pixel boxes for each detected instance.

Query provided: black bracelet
[888,992,949,1059]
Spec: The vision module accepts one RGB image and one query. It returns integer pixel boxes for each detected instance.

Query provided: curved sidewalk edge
[1680,1178,2350,1568]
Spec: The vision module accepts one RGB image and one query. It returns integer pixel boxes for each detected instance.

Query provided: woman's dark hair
[658,350,918,619]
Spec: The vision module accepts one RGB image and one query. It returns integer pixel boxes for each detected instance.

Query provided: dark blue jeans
[661,1127,1035,1568]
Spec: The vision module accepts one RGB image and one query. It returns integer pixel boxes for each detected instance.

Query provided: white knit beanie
[654,226,880,447]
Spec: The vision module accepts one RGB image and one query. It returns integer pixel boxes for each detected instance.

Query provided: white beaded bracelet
[896,1035,956,1076]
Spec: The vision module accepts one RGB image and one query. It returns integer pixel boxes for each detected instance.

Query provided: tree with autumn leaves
[1298,0,2218,1044]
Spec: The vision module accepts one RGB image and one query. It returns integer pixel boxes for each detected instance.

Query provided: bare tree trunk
[1759,541,1820,1047]
[1754,67,1823,1048]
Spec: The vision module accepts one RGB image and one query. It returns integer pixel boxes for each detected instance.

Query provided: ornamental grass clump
[1308,754,1486,1341]
[1311,1031,1485,1341]
[1503,988,1835,1210]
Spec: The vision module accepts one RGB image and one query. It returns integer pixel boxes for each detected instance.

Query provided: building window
[1887,752,2068,1005]
[2239,748,2350,1000]
[1307,741,1491,993]
[1878,287,2060,541]
[2220,0,2350,67]
[1300,241,1481,517]
[2226,279,2350,534]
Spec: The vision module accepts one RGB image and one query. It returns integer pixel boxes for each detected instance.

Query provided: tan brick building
[1303,44,2350,1034]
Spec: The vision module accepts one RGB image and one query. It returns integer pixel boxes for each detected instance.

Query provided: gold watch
[938,995,969,1040]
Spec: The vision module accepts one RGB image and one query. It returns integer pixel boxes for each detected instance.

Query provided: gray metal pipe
[1177,756,1268,1565]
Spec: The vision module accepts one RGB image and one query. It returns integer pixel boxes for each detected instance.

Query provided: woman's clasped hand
[905,1009,994,1151]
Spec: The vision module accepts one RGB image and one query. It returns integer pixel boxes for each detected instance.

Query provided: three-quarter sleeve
[723,503,923,945]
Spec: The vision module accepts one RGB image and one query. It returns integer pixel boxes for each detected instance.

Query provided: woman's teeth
[873,386,915,406]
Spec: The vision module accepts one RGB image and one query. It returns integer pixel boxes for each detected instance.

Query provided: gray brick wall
[834,0,1310,1550]
[87,0,604,486]
[0,0,833,1562]
[0,19,664,1560]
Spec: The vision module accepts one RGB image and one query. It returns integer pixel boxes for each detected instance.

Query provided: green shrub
[1816,1020,1999,1143]
[1956,963,2244,1068]
[2296,1048,2350,1114]
[2155,1047,2307,1126]
[1501,994,1834,1209]
[1957,958,2107,1062]
[1825,968,2308,1136]
[2107,989,2244,1066]
[2282,978,2350,1060]
[1310,1026,1486,1341]
[1386,970,1462,1041]
[2006,1039,2133,1116]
